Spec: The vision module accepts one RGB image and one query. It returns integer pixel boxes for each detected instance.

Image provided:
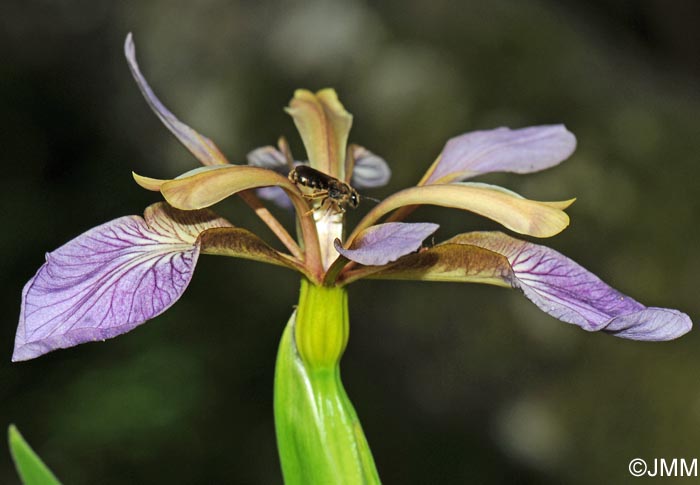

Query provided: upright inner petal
[286,89,352,180]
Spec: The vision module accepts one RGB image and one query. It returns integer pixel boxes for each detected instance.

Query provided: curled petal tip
[124,32,135,56]
[542,197,576,210]
[605,308,692,341]
[132,172,166,191]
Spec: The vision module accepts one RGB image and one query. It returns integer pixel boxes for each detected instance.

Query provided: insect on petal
[334,222,439,266]
[124,33,229,167]
[447,232,692,341]
[423,125,576,184]
[13,203,231,361]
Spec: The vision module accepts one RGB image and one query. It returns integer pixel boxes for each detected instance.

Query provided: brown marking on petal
[441,231,521,253]
[341,243,515,286]
[144,202,232,243]
[198,227,309,276]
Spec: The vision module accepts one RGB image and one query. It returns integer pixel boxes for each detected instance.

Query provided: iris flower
[13,34,691,483]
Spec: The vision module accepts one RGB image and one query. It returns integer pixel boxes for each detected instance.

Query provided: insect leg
[302,190,329,200]
[321,198,335,218]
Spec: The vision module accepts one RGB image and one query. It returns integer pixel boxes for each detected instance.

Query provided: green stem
[274,279,380,484]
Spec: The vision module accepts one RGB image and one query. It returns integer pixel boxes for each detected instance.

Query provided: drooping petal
[349,184,574,243]
[349,145,391,189]
[422,125,576,184]
[446,232,692,341]
[334,222,439,266]
[13,203,231,361]
[124,33,229,166]
[286,89,352,179]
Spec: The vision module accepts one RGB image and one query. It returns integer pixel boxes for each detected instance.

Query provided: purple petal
[247,146,289,171]
[334,222,439,266]
[255,186,294,210]
[450,232,691,341]
[350,145,391,189]
[124,33,229,166]
[247,146,296,209]
[14,203,231,361]
[425,125,576,184]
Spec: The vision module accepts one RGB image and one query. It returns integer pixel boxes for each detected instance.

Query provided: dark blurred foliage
[2,1,699,484]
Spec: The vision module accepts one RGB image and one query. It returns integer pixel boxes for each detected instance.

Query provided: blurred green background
[2,0,699,483]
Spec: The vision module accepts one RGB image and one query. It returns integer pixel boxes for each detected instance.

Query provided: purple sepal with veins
[457,232,692,341]
[13,204,230,361]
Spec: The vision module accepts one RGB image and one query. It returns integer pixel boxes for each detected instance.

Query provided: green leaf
[8,425,62,485]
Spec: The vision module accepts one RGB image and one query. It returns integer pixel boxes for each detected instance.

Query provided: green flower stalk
[11,34,692,483]
[275,280,379,483]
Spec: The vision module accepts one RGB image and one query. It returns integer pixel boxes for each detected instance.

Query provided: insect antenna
[362,195,382,204]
